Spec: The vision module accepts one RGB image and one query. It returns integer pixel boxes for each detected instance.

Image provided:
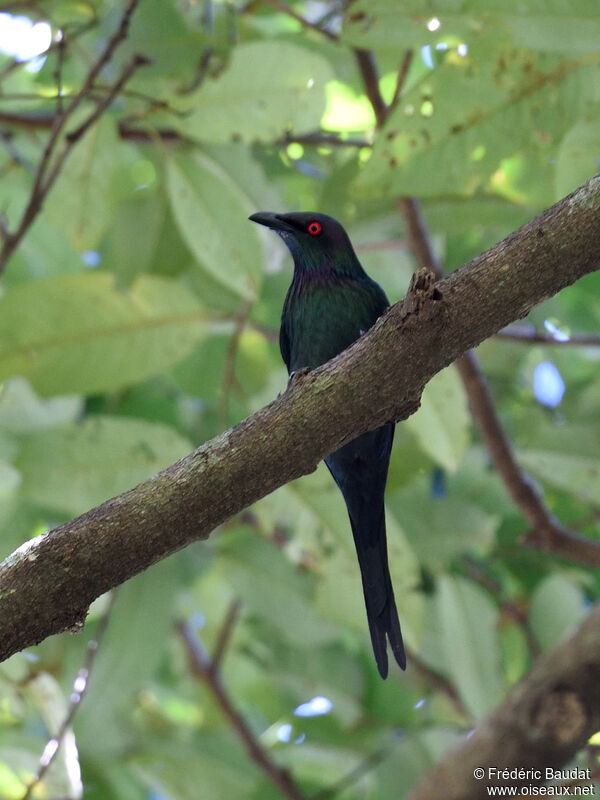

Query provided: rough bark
[406,603,600,800]
[1,173,600,663]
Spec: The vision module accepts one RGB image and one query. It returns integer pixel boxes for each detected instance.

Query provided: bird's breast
[283,279,381,372]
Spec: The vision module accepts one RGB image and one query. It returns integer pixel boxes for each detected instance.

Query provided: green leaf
[0,272,206,396]
[105,189,166,283]
[390,480,499,570]
[342,0,600,54]
[167,152,263,299]
[74,558,182,756]
[215,528,339,647]
[44,117,118,249]
[354,43,598,201]
[555,120,600,199]
[435,576,504,718]
[517,449,600,502]
[133,734,258,800]
[529,574,587,652]
[0,463,21,530]
[406,367,470,472]
[0,378,82,434]
[16,416,191,516]
[178,42,334,142]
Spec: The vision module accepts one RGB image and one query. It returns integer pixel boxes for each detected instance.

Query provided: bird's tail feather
[349,510,406,679]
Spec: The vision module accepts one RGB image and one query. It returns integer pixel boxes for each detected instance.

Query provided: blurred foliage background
[1,0,600,798]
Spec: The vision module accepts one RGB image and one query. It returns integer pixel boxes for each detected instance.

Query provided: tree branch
[397,196,600,570]
[260,0,338,41]
[497,325,600,347]
[177,615,308,800]
[1,173,600,661]
[0,0,146,276]
[353,49,388,128]
[405,602,600,800]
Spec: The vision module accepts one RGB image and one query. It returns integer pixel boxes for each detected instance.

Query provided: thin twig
[53,31,66,114]
[497,325,600,347]
[389,50,413,112]
[65,54,151,145]
[282,131,371,148]
[177,616,308,800]
[353,49,388,128]
[21,592,117,800]
[398,196,600,570]
[210,598,242,674]
[180,47,215,94]
[1,131,35,172]
[355,238,408,252]
[261,0,338,41]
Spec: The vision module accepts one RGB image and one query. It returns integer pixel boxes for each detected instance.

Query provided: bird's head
[249,211,363,277]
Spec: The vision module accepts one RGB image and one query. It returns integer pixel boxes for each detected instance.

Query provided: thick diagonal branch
[1,173,600,663]
[398,196,600,568]
[405,602,600,800]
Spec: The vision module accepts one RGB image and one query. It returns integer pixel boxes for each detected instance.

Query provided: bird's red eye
[307,221,322,236]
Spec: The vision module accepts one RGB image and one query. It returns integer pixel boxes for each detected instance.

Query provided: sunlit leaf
[167,151,263,299]
[178,42,334,143]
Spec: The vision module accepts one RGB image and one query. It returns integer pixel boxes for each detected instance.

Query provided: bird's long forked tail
[350,510,406,679]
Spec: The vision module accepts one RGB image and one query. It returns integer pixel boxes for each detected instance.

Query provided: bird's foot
[288,367,311,386]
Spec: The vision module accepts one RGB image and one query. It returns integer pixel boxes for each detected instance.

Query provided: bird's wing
[279,319,291,373]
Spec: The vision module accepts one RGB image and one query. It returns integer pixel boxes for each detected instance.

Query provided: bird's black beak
[249,212,296,233]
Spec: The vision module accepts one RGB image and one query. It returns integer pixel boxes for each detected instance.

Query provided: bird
[249,211,406,678]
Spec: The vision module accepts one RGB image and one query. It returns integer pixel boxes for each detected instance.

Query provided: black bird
[249,211,406,677]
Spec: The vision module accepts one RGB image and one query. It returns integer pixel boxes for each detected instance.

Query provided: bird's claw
[288,367,311,386]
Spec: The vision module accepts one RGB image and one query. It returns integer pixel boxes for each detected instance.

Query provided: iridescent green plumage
[250,211,406,678]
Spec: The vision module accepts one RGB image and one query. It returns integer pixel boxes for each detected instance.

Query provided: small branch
[211,598,242,674]
[353,46,413,129]
[398,196,600,570]
[1,130,35,172]
[389,50,413,112]
[353,49,388,128]
[355,238,408,252]
[65,55,151,146]
[1,113,370,149]
[260,0,338,41]
[21,592,117,800]
[177,618,308,800]
[52,31,66,115]
[497,325,600,347]
[180,47,215,94]
[282,131,371,148]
